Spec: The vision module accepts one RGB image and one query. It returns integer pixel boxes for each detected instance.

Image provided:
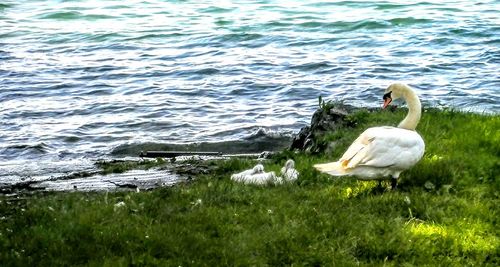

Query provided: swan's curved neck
[398,89,421,130]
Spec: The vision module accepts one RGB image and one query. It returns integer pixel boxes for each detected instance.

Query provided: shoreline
[1,106,499,265]
[1,105,498,194]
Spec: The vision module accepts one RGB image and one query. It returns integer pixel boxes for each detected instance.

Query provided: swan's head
[285,159,295,169]
[383,83,409,108]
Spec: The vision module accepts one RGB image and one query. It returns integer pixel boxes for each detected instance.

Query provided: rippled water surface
[0,0,499,181]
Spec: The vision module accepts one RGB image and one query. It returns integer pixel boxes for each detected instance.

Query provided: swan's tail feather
[314,161,348,176]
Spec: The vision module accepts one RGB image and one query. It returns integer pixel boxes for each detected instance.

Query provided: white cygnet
[231,164,264,182]
[281,159,299,182]
[242,171,279,185]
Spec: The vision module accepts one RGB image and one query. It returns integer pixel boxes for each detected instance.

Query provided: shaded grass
[0,109,498,266]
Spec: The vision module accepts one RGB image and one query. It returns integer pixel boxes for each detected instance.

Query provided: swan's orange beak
[382,98,392,109]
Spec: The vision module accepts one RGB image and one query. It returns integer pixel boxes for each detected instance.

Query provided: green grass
[0,109,498,266]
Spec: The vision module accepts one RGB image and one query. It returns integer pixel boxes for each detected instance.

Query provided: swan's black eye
[383,91,392,100]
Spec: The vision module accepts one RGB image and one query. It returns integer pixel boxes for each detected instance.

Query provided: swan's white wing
[339,130,375,163]
[231,164,265,181]
[283,169,299,181]
[231,169,255,181]
[343,127,424,170]
[243,172,277,185]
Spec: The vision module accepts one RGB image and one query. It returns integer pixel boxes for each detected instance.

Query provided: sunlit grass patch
[339,181,380,199]
[406,220,498,257]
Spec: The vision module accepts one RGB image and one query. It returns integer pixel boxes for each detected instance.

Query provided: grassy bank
[1,108,499,266]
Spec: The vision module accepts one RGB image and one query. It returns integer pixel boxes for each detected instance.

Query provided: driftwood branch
[139,151,222,158]
[139,150,272,159]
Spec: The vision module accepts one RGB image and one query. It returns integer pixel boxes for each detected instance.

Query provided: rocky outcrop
[289,104,357,153]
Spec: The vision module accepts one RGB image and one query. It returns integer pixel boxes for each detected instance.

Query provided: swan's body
[231,164,280,185]
[241,171,279,185]
[314,83,425,188]
[231,160,300,185]
[281,159,299,182]
[315,126,424,179]
[231,164,264,182]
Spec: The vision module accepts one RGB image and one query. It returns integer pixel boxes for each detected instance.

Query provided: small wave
[0,3,13,9]
[215,19,234,26]
[343,20,388,31]
[0,50,14,60]
[38,11,115,20]
[193,67,220,75]
[389,18,433,26]
[312,20,389,32]
[76,87,115,96]
[433,7,463,12]
[265,21,293,28]
[446,28,496,39]
[63,136,81,143]
[102,5,130,10]
[286,38,338,47]
[292,20,388,31]
[81,32,126,42]
[1,143,53,159]
[38,11,82,20]
[430,37,454,45]
[298,21,324,28]
[6,143,50,152]
[306,1,370,8]
[219,33,264,43]
[0,31,22,40]
[0,158,97,187]
[309,1,436,9]
[197,6,236,13]
[374,3,409,10]
[81,14,116,20]
[288,61,333,72]
[244,127,294,140]
[292,18,432,33]
[124,33,188,41]
[375,2,439,10]
[168,67,221,79]
[479,50,500,64]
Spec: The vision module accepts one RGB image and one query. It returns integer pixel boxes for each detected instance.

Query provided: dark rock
[289,103,356,152]
[289,126,310,151]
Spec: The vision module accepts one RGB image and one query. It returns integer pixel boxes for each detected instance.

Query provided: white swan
[281,159,299,182]
[231,164,264,182]
[241,171,280,185]
[314,83,425,189]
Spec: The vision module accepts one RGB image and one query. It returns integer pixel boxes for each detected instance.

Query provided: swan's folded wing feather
[339,130,374,163]
[343,127,424,169]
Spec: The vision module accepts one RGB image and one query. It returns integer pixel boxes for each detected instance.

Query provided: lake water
[0,0,499,184]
